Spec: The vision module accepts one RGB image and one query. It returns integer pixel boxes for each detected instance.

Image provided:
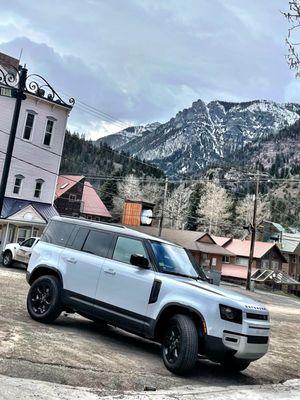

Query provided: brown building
[212,236,287,281]
[130,226,234,272]
[55,175,111,221]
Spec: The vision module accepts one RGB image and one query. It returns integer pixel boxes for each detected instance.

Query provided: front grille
[246,312,268,321]
[247,336,269,344]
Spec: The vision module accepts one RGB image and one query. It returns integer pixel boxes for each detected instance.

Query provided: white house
[0,52,73,250]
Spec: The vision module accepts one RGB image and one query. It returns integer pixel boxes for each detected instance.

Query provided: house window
[23,112,35,140]
[13,174,24,195]
[222,255,230,263]
[34,179,44,198]
[271,260,279,271]
[43,119,54,146]
[236,257,249,266]
[261,259,270,269]
[291,254,297,263]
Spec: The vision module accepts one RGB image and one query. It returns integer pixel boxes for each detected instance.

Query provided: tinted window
[113,236,148,265]
[82,230,114,258]
[71,227,89,250]
[42,221,75,246]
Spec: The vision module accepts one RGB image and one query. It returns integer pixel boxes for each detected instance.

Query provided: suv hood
[175,276,267,310]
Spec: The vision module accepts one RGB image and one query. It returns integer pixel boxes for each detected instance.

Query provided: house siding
[0,93,69,205]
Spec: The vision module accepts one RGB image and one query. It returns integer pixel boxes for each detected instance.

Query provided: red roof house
[214,237,286,281]
[55,175,111,220]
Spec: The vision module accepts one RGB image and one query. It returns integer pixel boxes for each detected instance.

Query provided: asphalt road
[0,264,299,396]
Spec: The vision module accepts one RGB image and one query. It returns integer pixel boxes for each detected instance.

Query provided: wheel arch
[28,265,63,286]
[153,302,207,343]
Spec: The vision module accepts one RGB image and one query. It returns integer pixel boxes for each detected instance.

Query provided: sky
[0,0,298,139]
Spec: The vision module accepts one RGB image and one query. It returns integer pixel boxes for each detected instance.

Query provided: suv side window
[42,221,75,247]
[82,230,114,258]
[112,236,148,265]
[21,238,36,248]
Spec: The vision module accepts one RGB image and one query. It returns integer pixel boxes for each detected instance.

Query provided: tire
[161,314,198,375]
[221,356,251,372]
[2,250,12,267]
[27,275,62,323]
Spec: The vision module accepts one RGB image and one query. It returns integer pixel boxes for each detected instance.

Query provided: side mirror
[130,254,150,269]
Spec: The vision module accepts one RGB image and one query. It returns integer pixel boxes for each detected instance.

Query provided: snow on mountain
[96,122,161,149]
[97,100,300,177]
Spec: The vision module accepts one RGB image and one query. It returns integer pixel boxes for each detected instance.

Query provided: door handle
[104,268,116,276]
[66,257,77,264]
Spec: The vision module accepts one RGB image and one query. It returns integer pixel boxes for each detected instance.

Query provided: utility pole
[0,66,27,216]
[246,171,259,291]
[158,177,168,237]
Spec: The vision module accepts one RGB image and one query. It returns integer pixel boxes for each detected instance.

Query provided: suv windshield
[150,241,205,280]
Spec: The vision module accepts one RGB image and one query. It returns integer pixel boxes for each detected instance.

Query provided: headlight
[219,304,242,324]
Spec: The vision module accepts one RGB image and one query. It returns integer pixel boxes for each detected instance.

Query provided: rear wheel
[27,275,62,323]
[221,356,251,372]
[2,250,12,267]
[161,314,198,375]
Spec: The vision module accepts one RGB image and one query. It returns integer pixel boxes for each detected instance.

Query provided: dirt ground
[0,264,299,395]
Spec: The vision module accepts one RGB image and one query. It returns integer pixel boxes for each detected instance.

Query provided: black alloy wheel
[27,275,62,323]
[161,314,198,375]
[30,281,53,315]
[163,325,181,364]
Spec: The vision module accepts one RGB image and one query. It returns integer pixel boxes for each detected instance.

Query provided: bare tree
[113,174,142,216]
[236,194,270,227]
[197,181,233,235]
[283,1,300,74]
[164,184,192,229]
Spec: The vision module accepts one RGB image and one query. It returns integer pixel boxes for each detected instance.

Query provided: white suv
[26,217,270,375]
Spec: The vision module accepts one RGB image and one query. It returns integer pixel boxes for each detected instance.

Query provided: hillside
[60,131,165,179]
[98,99,300,177]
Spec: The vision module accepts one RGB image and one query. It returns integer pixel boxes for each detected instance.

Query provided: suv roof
[51,216,173,245]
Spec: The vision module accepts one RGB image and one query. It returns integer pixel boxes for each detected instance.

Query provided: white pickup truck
[2,237,40,267]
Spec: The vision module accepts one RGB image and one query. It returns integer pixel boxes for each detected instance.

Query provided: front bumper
[222,330,269,360]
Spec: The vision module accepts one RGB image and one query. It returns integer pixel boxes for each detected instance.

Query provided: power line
[61,90,130,129]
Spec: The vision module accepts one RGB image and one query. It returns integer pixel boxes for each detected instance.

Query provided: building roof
[280,233,300,254]
[224,238,283,260]
[264,220,285,233]
[130,226,234,256]
[212,235,232,247]
[0,197,58,222]
[82,181,112,218]
[55,175,85,198]
[221,264,257,280]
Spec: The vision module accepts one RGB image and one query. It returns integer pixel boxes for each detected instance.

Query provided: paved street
[0,265,300,396]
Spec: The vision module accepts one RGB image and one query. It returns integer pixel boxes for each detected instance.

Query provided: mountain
[96,122,161,149]
[98,99,300,177]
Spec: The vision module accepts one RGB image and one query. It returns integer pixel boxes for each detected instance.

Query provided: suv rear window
[42,221,75,247]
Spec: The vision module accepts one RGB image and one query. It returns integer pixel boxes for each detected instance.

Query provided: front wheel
[27,275,62,323]
[162,314,198,375]
[2,250,12,267]
[221,356,251,372]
